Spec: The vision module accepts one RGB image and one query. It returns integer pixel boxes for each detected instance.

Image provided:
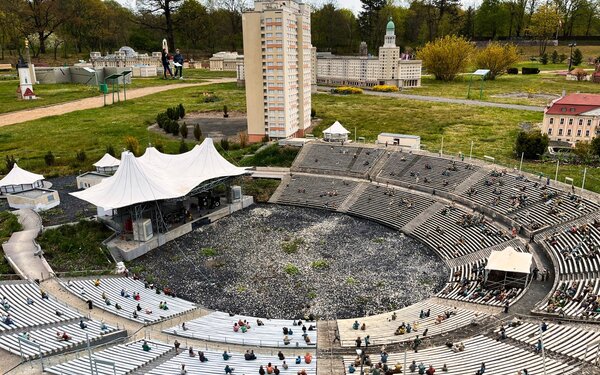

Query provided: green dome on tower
[386,17,395,31]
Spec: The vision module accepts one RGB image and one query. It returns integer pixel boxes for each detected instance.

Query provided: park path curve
[0,78,236,127]
[1,208,51,281]
[318,86,545,112]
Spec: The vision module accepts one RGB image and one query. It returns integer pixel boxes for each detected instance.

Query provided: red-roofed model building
[541,93,600,146]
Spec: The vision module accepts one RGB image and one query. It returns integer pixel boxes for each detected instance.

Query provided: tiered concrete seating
[496,321,600,364]
[146,348,317,375]
[45,339,172,375]
[412,206,510,260]
[0,281,82,332]
[293,143,383,177]
[379,153,479,192]
[438,239,527,306]
[275,175,358,210]
[537,215,600,275]
[347,184,435,230]
[61,277,197,323]
[163,311,317,347]
[0,320,121,359]
[541,279,600,319]
[342,335,578,374]
[337,301,485,347]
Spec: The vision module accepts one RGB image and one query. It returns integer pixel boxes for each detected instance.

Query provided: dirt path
[0,78,236,127]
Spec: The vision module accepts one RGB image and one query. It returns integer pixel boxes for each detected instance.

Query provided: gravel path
[0,78,236,127]
[131,204,448,319]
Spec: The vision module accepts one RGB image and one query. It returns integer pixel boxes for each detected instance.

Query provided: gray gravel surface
[131,204,448,319]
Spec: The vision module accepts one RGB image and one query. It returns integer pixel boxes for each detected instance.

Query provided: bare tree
[136,0,183,51]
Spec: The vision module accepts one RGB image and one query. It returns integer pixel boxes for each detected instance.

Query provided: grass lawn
[0,211,22,275]
[405,73,600,107]
[240,177,281,202]
[0,82,247,176]
[0,69,236,114]
[239,144,300,167]
[37,220,114,273]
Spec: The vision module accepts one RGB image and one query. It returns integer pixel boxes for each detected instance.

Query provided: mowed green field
[0,81,598,192]
[0,69,236,114]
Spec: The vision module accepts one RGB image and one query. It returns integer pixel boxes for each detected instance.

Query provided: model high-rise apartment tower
[243,0,312,142]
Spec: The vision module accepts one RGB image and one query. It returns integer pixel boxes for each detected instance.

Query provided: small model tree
[475,42,519,79]
[572,48,583,66]
[551,50,559,64]
[44,151,55,166]
[223,105,229,118]
[514,130,549,160]
[540,53,549,65]
[179,139,188,153]
[194,124,202,141]
[179,122,188,139]
[417,35,475,81]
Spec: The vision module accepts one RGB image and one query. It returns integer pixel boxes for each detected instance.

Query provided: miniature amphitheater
[1,141,600,374]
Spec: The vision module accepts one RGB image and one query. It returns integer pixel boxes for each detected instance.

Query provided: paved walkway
[318,86,545,112]
[0,78,236,127]
[1,209,51,281]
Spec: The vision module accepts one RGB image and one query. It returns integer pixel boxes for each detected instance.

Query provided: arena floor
[131,204,448,319]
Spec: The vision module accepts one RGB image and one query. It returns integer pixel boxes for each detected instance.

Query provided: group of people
[161,48,184,79]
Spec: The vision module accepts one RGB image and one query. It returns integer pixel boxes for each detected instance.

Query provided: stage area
[130,204,448,319]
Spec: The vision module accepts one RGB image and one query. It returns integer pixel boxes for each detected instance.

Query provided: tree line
[1,0,599,60]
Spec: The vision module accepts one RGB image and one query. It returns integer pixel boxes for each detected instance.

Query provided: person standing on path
[161,48,173,79]
[174,49,184,79]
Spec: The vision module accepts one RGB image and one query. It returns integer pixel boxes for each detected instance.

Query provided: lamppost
[568,42,577,72]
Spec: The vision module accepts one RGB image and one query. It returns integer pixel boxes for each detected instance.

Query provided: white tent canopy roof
[71,138,248,209]
[323,121,350,135]
[485,246,532,274]
[0,164,44,188]
[93,153,121,168]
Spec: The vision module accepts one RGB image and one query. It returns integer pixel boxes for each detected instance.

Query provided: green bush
[106,145,116,157]
[44,151,55,166]
[223,105,229,118]
[540,53,548,65]
[4,155,16,173]
[572,48,583,66]
[166,107,178,121]
[169,120,180,136]
[515,130,549,160]
[178,103,185,119]
[200,247,218,256]
[194,124,202,141]
[220,138,230,151]
[156,112,169,129]
[76,150,86,162]
[551,50,559,64]
[282,238,304,254]
[179,139,189,153]
[124,136,140,156]
[0,211,22,241]
[239,144,299,168]
[311,259,329,269]
[180,122,188,139]
[284,264,299,276]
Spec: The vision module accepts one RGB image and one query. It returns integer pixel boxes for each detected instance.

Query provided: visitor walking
[161,48,173,79]
[174,49,184,79]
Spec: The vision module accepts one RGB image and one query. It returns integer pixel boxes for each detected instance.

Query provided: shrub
[44,151,55,166]
[179,139,188,153]
[180,122,188,139]
[200,247,217,256]
[522,67,540,75]
[239,131,249,148]
[194,124,202,141]
[592,137,600,157]
[177,103,185,119]
[76,150,86,162]
[417,35,475,81]
[572,48,583,66]
[0,211,22,241]
[156,112,169,129]
[223,105,229,118]
[169,120,180,136]
[4,155,16,173]
[220,138,230,151]
[283,264,299,276]
[282,238,304,254]
[106,145,116,157]
[475,42,519,79]
[514,130,549,159]
[166,107,178,121]
[124,136,140,156]
[540,53,548,65]
[559,53,567,63]
[310,108,316,118]
[507,67,519,74]
[372,85,399,92]
[310,259,329,269]
[332,86,363,95]
[154,141,165,153]
[551,50,559,64]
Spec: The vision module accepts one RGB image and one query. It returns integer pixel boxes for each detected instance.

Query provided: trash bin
[99,84,108,94]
